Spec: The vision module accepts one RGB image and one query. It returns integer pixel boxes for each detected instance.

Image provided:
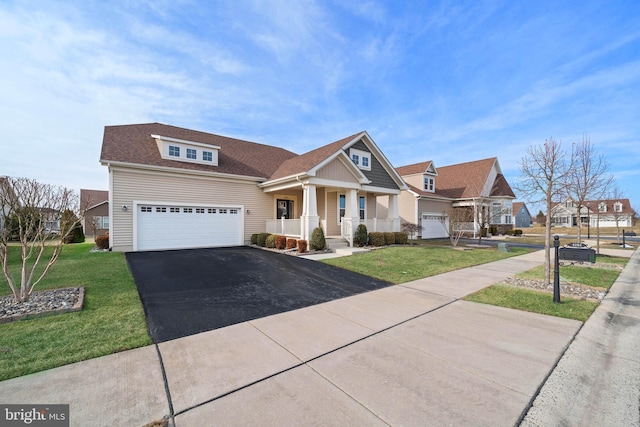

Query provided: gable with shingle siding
[349,140,400,190]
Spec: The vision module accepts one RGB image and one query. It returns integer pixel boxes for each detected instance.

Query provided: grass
[322,245,531,284]
[0,242,151,381]
[516,256,624,289]
[464,285,598,322]
[464,254,627,321]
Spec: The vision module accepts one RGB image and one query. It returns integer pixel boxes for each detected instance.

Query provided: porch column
[301,184,319,241]
[387,194,400,232]
[345,189,359,247]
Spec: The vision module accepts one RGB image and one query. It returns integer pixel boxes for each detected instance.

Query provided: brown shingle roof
[100,123,299,179]
[431,157,496,199]
[513,202,524,215]
[398,157,514,200]
[395,161,434,176]
[491,174,516,198]
[269,132,363,180]
[80,189,108,209]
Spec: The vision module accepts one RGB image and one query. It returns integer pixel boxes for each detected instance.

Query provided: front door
[277,199,294,219]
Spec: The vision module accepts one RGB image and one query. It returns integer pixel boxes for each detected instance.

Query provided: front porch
[266,216,400,246]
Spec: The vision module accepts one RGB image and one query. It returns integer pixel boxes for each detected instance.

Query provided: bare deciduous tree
[516,138,571,284]
[566,135,612,243]
[444,207,473,247]
[0,177,83,302]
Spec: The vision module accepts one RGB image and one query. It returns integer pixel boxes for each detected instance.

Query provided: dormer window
[153,134,220,166]
[614,202,623,212]
[598,203,607,212]
[349,148,371,171]
[423,176,435,192]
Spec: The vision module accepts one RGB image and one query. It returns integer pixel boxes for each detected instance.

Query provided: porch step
[325,238,370,256]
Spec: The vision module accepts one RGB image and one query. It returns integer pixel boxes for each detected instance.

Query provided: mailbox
[558,246,596,263]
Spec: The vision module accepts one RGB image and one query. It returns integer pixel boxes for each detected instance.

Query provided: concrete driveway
[126,246,393,342]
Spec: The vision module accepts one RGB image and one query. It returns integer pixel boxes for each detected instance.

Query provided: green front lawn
[464,255,626,321]
[464,285,598,322]
[322,245,531,284]
[0,243,151,381]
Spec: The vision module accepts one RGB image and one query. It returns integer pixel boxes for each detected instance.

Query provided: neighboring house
[80,189,109,238]
[550,198,634,228]
[512,202,532,228]
[383,157,516,238]
[100,123,407,252]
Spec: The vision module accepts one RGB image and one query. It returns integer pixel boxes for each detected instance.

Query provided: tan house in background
[380,157,516,238]
[100,123,407,252]
[80,189,109,239]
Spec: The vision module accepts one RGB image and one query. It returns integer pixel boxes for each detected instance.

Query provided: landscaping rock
[0,287,84,323]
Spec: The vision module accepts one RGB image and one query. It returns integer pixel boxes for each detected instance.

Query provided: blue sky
[1,1,639,213]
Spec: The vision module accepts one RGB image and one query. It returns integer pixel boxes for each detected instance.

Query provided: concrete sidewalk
[0,248,636,426]
[521,247,640,426]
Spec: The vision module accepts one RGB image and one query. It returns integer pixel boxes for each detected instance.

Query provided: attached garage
[421,213,449,239]
[135,203,244,251]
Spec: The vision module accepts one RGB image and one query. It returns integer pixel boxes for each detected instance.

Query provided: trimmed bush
[368,232,385,246]
[354,224,368,247]
[265,234,276,248]
[310,227,326,251]
[505,229,523,236]
[251,234,259,245]
[95,233,109,250]
[257,232,270,247]
[383,232,395,245]
[393,232,408,245]
[297,239,308,253]
[275,235,287,250]
[286,238,297,249]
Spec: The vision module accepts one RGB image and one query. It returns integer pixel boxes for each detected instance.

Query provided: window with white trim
[359,196,365,220]
[203,151,213,162]
[614,202,623,212]
[423,176,434,192]
[229,209,238,214]
[170,207,180,213]
[155,207,167,213]
[186,148,197,159]
[598,203,607,212]
[141,206,152,213]
[183,208,193,213]
[338,194,345,223]
[208,208,216,214]
[349,148,371,171]
[196,208,205,213]
[169,146,180,157]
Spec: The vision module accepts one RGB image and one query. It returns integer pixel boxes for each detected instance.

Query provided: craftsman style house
[100,123,407,252]
[383,158,517,238]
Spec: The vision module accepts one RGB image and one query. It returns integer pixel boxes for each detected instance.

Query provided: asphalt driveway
[126,246,392,343]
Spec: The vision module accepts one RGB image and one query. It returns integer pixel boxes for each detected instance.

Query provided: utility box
[558,247,596,263]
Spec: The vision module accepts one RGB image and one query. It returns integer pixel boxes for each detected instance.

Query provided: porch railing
[362,218,397,232]
[265,218,301,237]
[341,218,353,247]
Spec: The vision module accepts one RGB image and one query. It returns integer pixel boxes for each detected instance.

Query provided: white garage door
[136,204,243,251]
[421,213,449,239]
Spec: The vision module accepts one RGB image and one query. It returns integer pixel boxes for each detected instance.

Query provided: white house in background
[380,157,516,238]
[100,123,407,252]
[550,198,634,228]
[512,202,533,228]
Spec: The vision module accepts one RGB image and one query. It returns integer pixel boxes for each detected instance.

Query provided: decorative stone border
[0,287,85,324]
